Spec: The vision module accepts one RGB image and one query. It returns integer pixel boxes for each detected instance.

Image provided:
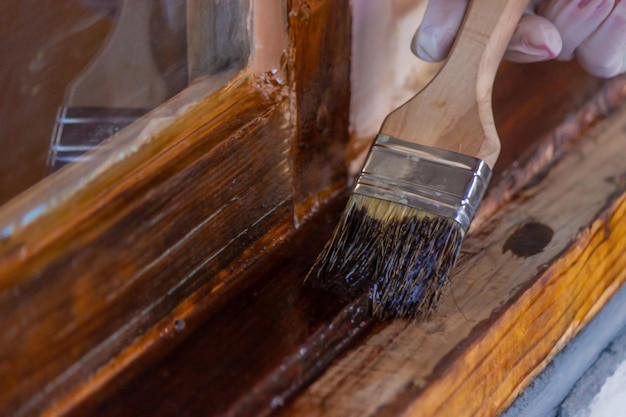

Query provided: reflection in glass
[48,0,187,171]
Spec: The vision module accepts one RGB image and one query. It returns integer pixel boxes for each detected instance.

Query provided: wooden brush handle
[380,0,528,168]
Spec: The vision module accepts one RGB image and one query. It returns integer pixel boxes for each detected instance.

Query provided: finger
[576,1,626,77]
[411,0,467,62]
[504,12,563,63]
[538,0,615,61]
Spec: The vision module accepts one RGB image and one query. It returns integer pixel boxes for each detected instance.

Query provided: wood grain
[280,89,626,417]
[287,0,351,222]
[0,1,354,415]
[381,0,527,167]
[0,74,293,416]
[1,2,622,416]
[66,65,624,417]
[72,193,367,417]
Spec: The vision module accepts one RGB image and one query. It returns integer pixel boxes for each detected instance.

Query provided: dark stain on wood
[481,63,624,224]
[503,222,554,258]
[62,63,619,416]
[0,79,293,416]
[76,192,371,417]
[2,5,623,417]
[288,0,351,221]
[79,39,626,417]
[492,60,604,180]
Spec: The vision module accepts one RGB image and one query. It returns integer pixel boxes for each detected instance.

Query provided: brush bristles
[305,194,464,320]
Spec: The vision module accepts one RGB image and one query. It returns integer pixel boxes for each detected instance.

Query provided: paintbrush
[48,0,167,171]
[306,0,528,320]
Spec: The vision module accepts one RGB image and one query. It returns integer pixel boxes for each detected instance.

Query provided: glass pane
[0,0,250,206]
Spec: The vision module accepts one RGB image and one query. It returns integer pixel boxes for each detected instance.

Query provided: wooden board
[77,72,626,417]
[0,74,294,417]
[287,0,352,221]
[280,83,626,417]
[0,2,352,415]
[0,1,623,416]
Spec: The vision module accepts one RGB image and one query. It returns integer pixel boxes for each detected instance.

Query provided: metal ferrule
[353,134,492,232]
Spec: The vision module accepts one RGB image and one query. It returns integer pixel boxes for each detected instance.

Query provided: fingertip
[412,26,454,62]
[577,38,626,78]
[412,0,467,62]
[505,13,563,63]
[575,0,626,78]
[539,0,615,61]
[577,53,624,78]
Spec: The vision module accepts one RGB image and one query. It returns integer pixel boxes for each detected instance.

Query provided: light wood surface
[381,0,528,167]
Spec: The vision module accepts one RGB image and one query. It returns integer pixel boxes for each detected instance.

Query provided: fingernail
[527,43,558,59]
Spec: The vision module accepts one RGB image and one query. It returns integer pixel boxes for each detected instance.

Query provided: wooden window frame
[0,1,349,415]
[2,1,626,416]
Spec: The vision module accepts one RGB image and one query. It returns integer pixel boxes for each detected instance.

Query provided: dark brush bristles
[305,194,464,320]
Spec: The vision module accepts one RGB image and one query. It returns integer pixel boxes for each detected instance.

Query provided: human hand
[412,0,626,78]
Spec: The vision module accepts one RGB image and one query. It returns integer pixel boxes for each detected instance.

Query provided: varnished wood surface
[492,60,604,179]
[0,2,353,415]
[73,68,625,416]
[280,85,626,416]
[288,0,351,221]
[74,194,363,417]
[0,75,293,416]
[484,72,625,225]
[73,68,611,415]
